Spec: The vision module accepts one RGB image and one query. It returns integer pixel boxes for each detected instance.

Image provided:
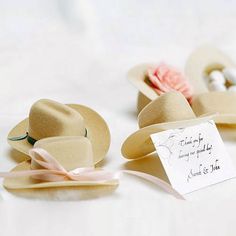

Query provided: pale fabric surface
[1,0,236,235]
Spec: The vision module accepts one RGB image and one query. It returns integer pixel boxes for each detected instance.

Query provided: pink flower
[147,63,193,103]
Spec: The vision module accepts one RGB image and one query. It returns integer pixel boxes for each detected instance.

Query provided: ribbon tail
[121,170,185,200]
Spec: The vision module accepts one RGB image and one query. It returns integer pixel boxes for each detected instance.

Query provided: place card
[151,120,236,194]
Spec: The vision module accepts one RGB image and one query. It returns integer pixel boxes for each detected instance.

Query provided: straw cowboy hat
[128,46,236,125]
[3,136,118,190]
[8,99,110,164]
[185,45,236,123]
[121,92,215,160]
[127,63,158,113]
[185,45,235,94]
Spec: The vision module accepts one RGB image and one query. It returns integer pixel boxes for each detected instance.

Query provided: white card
[151,120,236,194]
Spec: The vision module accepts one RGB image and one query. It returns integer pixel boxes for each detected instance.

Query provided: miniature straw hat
[121,92,214,160]
[127,63,158,113]
[8,99,110,164]
[3,136,118,189]
[185,45,236,122]
[191,91,236,124]
[185,45,234,94]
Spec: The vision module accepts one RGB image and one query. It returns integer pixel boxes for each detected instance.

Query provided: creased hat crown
[33,136,93,171]
[28,99,86,140]
[138,92,196,128]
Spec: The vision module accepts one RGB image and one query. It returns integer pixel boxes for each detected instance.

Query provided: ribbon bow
[0,148,118,183]
[0,148,184,200]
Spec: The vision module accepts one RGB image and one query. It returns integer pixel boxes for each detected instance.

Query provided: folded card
[151,120,236,194]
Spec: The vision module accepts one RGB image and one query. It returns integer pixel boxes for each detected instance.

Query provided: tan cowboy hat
[127,63,158,113]
[3,136,118,189]
[128,62,194,113]
[185,44,235,94]
[8,99,110,164]
[121,92,215,160]
[191,91,236,124]
[185,45,236,121]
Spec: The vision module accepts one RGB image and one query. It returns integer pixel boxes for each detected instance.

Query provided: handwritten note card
[151,120,236,194]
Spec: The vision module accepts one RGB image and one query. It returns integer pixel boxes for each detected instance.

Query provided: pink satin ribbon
[0,148,184,200]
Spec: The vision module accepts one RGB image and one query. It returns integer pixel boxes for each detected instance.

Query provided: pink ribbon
[0,148,184,200]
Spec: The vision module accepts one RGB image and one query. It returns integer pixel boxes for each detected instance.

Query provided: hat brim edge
[3,161,118,189]
[127,63,159,100]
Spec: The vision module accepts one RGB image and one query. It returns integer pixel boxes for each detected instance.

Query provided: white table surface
[1,1,236,235]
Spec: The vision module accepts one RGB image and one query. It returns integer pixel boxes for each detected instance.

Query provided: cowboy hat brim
[3,161,118,189]
[191,91,236,125]
[121,115,215,160]
[7,104,111,164]
[128,63,159,100]
[185,45,235,94]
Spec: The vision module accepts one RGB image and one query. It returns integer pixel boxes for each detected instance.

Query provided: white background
[1,1,236,235]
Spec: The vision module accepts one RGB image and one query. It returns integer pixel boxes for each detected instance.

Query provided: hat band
[8,128,88,144]
[27,135,37,145]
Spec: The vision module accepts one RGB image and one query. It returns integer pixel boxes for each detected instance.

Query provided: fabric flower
[147,63,193,102]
